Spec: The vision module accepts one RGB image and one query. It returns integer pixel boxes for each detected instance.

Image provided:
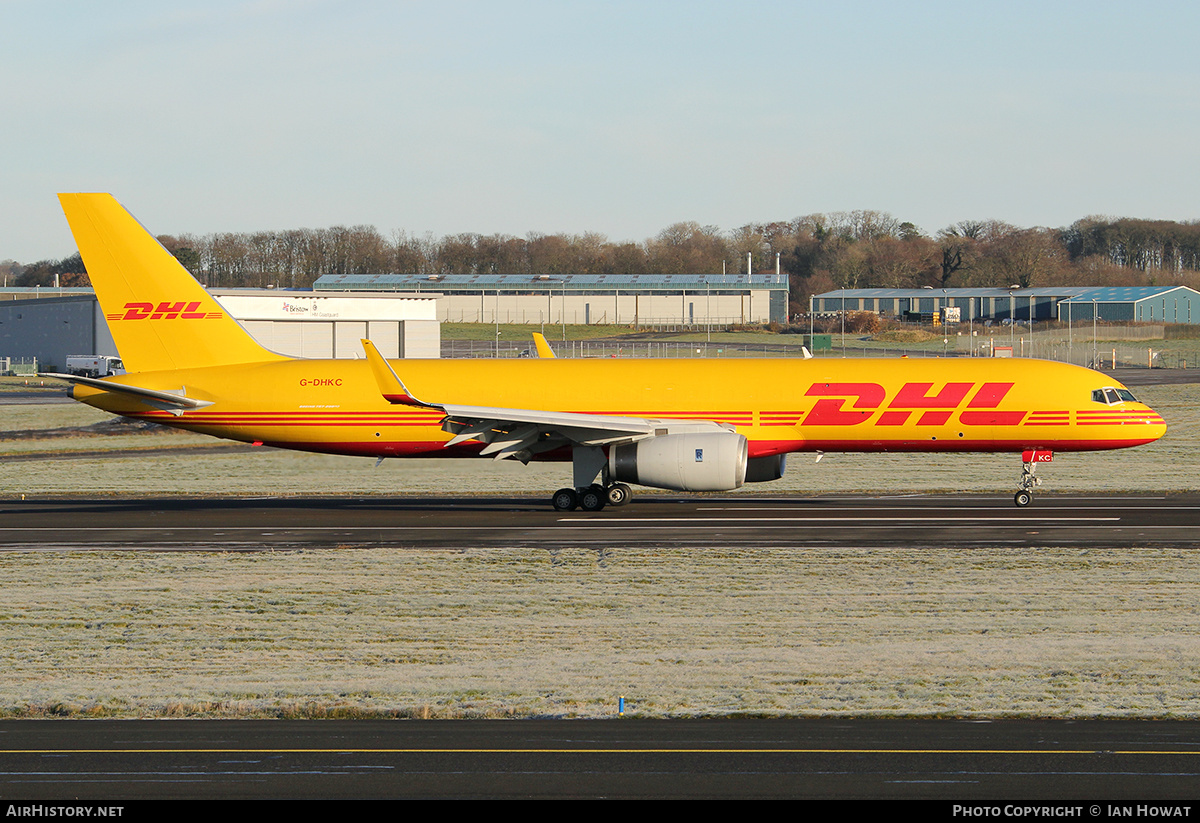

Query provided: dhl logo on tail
[107,301,224,321]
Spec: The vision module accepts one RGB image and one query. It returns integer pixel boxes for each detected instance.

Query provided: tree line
[6,212,1200,316]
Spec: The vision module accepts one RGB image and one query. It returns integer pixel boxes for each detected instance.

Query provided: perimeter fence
[440,325,1189,369]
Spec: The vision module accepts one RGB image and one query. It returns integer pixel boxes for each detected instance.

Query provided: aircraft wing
[360,340,723,461]
[40,373,214,416]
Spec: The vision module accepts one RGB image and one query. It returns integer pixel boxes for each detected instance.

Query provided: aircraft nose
[1079,400,1167,447]
[1138,403,1168,442]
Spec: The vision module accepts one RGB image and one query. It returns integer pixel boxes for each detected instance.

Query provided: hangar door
[242,320,401,359]
[242,321,332,358]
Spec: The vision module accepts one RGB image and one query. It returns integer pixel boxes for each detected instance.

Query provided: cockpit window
[1092,387,1138,405]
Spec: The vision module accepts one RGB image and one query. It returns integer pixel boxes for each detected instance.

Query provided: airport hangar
[0,272,787,369]
[0,288,439,372]
[312,272,790,327]
[811,285,1200,324]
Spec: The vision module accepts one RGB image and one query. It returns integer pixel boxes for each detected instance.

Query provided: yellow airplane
[47,193,1167,510]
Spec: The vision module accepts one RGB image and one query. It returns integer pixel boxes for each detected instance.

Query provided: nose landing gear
[1014,449,1052,507]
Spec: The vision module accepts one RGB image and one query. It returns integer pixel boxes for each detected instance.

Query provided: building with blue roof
[812,286,1200,324]
[1059,286,1200,323]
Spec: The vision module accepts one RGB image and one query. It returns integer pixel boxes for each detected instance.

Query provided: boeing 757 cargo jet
[47,194,1166,510]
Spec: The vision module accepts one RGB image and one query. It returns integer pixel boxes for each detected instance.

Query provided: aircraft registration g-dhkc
[48,194,1167,510]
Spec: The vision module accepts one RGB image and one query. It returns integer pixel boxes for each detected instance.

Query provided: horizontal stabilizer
[41,373,213,416]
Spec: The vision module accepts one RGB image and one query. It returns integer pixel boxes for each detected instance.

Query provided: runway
[1,492,1198,551]
[1,718,1199,800]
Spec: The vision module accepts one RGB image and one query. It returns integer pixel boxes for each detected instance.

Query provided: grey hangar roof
[314,273,789,292]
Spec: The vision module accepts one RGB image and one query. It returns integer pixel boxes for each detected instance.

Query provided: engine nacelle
[609,431,748,491]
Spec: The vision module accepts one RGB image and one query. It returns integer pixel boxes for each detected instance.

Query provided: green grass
[441,322,642,342]
[1152,337,1200,361]
[0,402,111,433]
[0,376,69,395]
[0,545,1197,718]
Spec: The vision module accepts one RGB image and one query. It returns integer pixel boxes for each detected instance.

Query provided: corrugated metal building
[0,293,117,372]
[1058,286,1200,324]
[812,286,1200,324]
[0,289,441,370]
[314,273,790,326]
[811,287,1095,322]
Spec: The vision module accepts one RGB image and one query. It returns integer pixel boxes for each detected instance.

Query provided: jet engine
[608,431,748,491]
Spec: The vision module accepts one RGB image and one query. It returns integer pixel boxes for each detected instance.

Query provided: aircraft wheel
[606,483,632,507]
[1014,490,1033,507]
[579,485,607,512]
[552,488,578,511]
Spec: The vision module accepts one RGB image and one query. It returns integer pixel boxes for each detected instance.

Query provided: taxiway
[0,492,1197,551]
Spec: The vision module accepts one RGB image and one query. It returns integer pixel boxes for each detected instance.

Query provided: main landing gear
[1013,449,1052,507]
[552,482,634,512]
[551,445,633,511]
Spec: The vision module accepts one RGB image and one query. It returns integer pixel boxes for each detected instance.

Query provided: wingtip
[361,338,432,407]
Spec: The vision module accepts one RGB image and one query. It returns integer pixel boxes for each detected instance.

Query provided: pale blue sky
[2,0,1197,261]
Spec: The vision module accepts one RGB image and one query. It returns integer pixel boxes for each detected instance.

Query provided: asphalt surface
[1,492,1197,551]
[1,718,1198,800]
[1101,367,1200,386]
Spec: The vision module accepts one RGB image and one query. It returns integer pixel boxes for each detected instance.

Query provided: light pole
[840,290,845,357]
[809,294,815,351]
[968,293,974,356]
[1007,285,1020,355]
[941,288,949,353]
[1028,294,1035,358]
[1067,298,1072,361]
[540,276,566,348]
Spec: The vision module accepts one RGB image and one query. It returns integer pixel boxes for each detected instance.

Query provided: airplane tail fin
[58,193,286,373]
[532,332,556,359]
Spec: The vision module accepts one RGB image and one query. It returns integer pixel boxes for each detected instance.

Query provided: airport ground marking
[561,516,1122,523]
[0,747,1198,756]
